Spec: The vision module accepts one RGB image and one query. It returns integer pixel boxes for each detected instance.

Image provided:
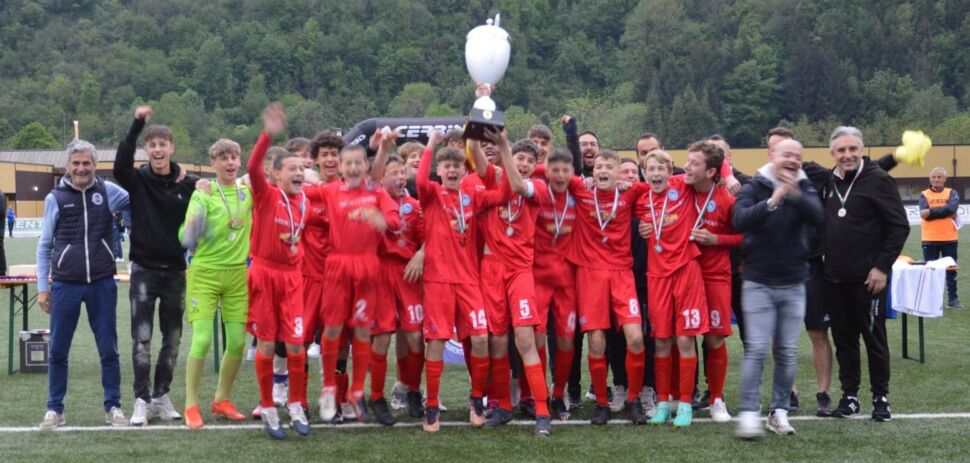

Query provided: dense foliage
[1,0,969,161]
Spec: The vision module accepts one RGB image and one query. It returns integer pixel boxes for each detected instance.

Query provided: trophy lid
[467,14,509,42]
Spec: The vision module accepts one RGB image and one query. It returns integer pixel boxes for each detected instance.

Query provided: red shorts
[302,275,326,344]
[322,255,377,330]
[535,279,577,338]
[575,267,641,332]
[704,281,733,336]
[480,258,539,335]
[247,259,305,345]
[423,281,488,341]
[648,260,709,338]
[373,259,424,335]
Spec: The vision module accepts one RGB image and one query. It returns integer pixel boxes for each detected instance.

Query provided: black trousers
[130,262,185,401]
[826,280,890,397]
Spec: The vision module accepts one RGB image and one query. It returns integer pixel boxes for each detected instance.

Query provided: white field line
[2,413,970,433]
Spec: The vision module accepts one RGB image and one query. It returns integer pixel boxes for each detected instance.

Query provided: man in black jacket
[822,126,908,422]
[113,106,199,426]
[733,138,824,438]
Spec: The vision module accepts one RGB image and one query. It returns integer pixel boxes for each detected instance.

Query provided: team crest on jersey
[91,192,104,206]
[707,201,716,212]
[667,189,679,201]
[461,194,471,207]
[238,189,246,201]
[567,196,576,207]
[401,203,413,215]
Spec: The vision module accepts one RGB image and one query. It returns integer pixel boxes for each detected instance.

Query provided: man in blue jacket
[732,138,824,439]
[36,140,130,429]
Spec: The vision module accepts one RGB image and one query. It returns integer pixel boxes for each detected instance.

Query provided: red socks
[552,347,574,399]
[287,352,307,406]
[350,338,371,399]
[406,349,424,392]
[523,362,550,417]
[425,359,444,407]
[670,347,681,400]
[370,351,388,401]
[490,355,512,410]
[625,349,646,401]
[469,354,490,398]
[654,355,672,403]
[322,338,340,388]
[255,351,275,408]
[679,355,698,403]
[588,355,608,406]
[706,343,728,401]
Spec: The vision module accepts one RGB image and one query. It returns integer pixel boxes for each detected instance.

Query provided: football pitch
[1,230,969,462]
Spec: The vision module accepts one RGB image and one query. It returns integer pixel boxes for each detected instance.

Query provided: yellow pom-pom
[895,130,931,167]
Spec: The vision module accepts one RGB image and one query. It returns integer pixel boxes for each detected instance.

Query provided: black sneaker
[590,404,611,425]
[484,400,498,419]
[551,397,569,421]
[534,415,552,437]
[948,299,964,310]
[628,398,647,425]
[788,391,800,412]
[368,398,396,426]
[423,406,440,433]
[406,391,425,418]
[816,392,833,417]
[692,390,711,411]
[484,408,514,428]
[871,396,892,422]
[519,398,537,419]
[832,395,861,418]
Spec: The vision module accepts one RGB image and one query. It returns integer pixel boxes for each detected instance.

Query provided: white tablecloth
[890,257,956,318]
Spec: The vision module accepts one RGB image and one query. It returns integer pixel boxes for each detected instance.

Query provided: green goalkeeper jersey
[179,182,253,269]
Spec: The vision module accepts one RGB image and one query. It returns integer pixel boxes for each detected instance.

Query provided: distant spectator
[0,191,6,274]
[6,204,14,237]
[919,167,961,309]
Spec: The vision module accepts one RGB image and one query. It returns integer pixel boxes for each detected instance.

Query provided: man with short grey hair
[36,140,130,429]
[822,126,908,422]
[919,167,961,308]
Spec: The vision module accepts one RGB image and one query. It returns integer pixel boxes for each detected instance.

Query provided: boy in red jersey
[682,141,741,423]
[312,143,401,424]
[533,148,579,421]
[565,150,650,425]
[473,132,553,437]
[637,149,708,428]
[246,103,311,439]
[417,129,492,433]
[366,131,427,424]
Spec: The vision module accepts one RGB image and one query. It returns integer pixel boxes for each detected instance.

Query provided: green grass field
[1,230,969,462]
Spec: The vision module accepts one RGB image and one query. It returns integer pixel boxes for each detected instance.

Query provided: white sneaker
[710,398,732,423]
[341,402,357,420]
[130,398,150,426]
[287,403,311,436]
[106,407,128,427]
[306,343,321,359]
[39,410,65,430]
[766,409,796,435]
[735,411,764,439]
[390,381,408,410]
[272,382,289,407]
[152,394,181,420]
[640,387,657,418]
[246,347,256,362]
[319,387,337,421]
[610,385,628,412]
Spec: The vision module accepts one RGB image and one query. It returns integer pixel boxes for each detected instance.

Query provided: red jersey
[247,132,306,267]
[534,187,577,287]
[305,180,401,260]
[565,177,649,270]
[416,147,497,284]
[692,185,741,283]
[635,175,700,278]
[480,177,550,270]
[301,181,335,279]
[380,193,424,263]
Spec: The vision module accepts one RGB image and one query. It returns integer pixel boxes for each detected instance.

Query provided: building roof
[0,149,148,168]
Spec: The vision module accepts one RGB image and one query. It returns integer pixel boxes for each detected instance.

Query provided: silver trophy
[463,14,510,140]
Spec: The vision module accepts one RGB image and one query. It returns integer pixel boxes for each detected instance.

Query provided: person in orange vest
[919,167,962,309]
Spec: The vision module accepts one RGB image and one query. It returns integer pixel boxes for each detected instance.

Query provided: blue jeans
[923,242,958,302]
[739,281,805,413]
[47,277,121,413]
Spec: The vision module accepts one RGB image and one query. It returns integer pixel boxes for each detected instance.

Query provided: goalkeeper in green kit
[179,139,254,428]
